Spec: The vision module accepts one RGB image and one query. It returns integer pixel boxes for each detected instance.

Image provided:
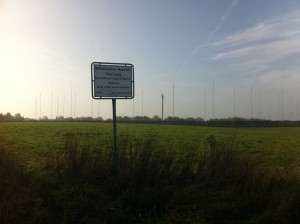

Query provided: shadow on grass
[1,133,300,223]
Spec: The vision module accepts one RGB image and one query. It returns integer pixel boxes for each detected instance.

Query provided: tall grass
[0,140,31,224]
[1,133,300,223]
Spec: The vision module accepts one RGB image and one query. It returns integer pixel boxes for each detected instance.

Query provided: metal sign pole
[112,98,117,171]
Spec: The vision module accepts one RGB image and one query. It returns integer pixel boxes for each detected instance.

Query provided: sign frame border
[91,62,135,99]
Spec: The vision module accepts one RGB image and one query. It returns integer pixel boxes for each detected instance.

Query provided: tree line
[0,112,25,122]
[1,112,299,127]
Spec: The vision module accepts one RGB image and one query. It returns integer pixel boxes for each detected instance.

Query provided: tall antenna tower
[234,88,236,118]
[71,88,73,118]
[250,87,253,119]
[142,87,144,116]
[63,93,65,117]
[73,91,76,118]
[35,96,37,120]
[51,90,53,119]
[259,91,261,119]
[57,97,59,118]
[40,93,42,119]
[172,80,174,117]
[281,88,284,120]
[212,83,215,118]
[203,88,206,121]
[161,93,164,121]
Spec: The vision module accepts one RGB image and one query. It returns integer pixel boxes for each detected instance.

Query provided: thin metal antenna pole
[71,88,72,118]
[142,87,144,116]
[251,86,253,127]
[250,87,253,118]
[51,91,53,119]
[63,93,65,117]
[35,96,37,120]
[57,98,59,118]
[74,91,76,118]
[161,93,164,121]
[281,88,284,121]
[204,88,206,121]
[259,91,261,119]
[40,93,41,119]
[212,84,215,118]
[172,80,174,118]
[234,88,236,118]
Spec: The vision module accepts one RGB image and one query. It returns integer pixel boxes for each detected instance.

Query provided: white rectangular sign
[91,62,134,99]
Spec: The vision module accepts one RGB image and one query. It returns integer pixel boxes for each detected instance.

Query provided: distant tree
[116,116,131,121]
[56,116,65,121]
[39,116,49,121]
[151,115,161,121]
[94,117,103,122]
[176,117,184,121]
[14,113,24,121]
[122,116,131,121]
[76,117,93,122]
[164,116,172,121]
[132,116,150,121]
[186,117,196,122]
[195,117,204,121]
[63,117,74,122]
[142,116,151,121]
[5,112,13,121]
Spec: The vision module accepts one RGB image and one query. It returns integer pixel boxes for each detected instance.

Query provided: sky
[1,0,300,120]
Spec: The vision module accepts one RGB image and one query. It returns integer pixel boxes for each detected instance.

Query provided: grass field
[1,122,300,167]
[1,122,300,223]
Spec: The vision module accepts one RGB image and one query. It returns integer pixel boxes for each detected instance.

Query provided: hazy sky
[1,0,300,120]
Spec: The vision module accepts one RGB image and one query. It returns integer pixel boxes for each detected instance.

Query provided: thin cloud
[213,13,300,47]
[212,11,300,74]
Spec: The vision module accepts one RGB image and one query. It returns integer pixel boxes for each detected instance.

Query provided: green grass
[1,122,300,168]
[1,128,300,223]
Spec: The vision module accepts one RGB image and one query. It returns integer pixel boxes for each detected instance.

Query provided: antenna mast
[234,88,236,118]
[250,87,253,119]
[142,87,144,116]
[71,88,73,118]
[204,88,206,121]
[161,93,164,121]
[73,91,76,118]
[57,97,59,118]
[35,96,37,120]
[51,90,53,119]
[212,83,215,118]
[40,93,42,119]
[172,80,174,118]
[63,93,65,117]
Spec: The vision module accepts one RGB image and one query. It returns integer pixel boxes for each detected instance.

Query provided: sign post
[112,98,117,168]
[91,62,134,171]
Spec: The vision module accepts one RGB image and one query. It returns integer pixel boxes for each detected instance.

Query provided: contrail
[178,0,239,72]
[208,0,239,41]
